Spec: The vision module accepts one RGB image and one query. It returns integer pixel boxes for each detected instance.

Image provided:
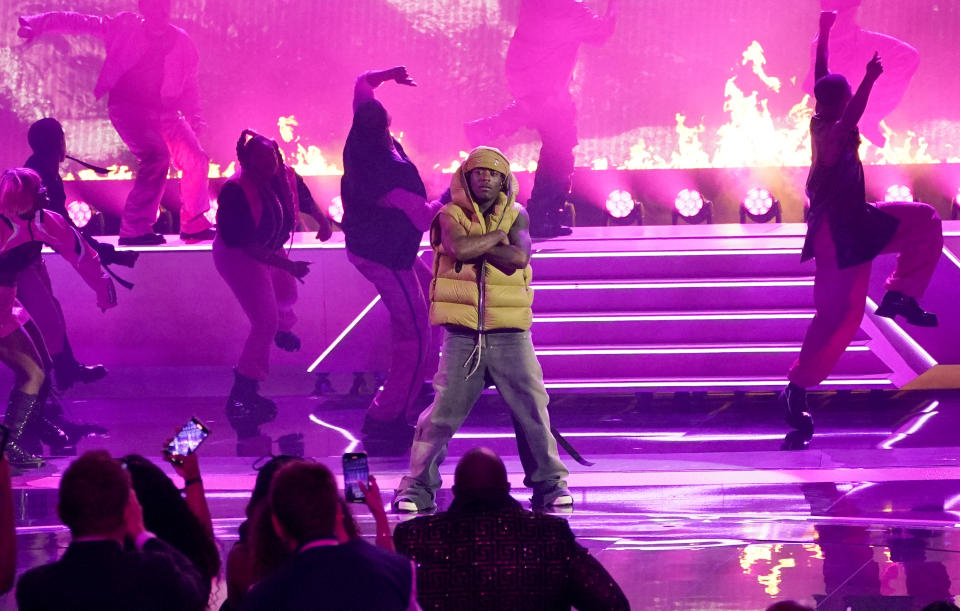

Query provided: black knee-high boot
[226,370,278,438]
[4,390,45,467]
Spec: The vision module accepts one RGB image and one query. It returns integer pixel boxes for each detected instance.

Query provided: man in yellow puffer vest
[392,147,570,513]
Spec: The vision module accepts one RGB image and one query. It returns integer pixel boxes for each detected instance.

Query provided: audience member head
[766,602,814,611]
[57,450,130,539]
[121,454,221,580]
[269,462,339,548]
[452,447,511,501]
[27,118,66,161]
[0,168,46,217]
[247,455,301,520]
[236,129,283,183]
[814,73,852,119]
[921,603,960,611]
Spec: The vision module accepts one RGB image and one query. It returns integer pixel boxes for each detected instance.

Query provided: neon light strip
[879,400,939,450]
[533,313,814,323]
[535,346,869,356]
[308,414,360,454]
[306,296,381,372]
[452,431,887,441]
[532,249,803,258]
[543,379,892,389]
[865,297,937,368]
[942,246,960,270]
[534,280,814,290]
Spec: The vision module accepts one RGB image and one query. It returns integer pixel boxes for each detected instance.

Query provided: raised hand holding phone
[163,417,211,466]
[342,452,369,503]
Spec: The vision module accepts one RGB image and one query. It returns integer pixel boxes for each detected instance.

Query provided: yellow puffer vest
[429,197,534,331]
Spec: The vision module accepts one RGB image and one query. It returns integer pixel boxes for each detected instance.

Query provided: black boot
[52,349,108,391]
[874,290,938,327]
[4,390,45,468]
[226,370,278,438]
[25,383,106,456]
[780,383,814,434]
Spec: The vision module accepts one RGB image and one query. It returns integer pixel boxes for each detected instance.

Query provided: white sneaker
[393,499,419,513]
[547,494,574,507]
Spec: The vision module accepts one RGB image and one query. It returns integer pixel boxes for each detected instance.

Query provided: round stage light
[605,190,635,219]
[329,196,344,224]
[955,187,960,207]
[743,188,774,216]
[675,189,704,217]
[66,200,92,228]
[885,184,913,202]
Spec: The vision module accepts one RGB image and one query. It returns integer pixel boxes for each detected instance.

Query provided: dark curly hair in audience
[58,450,130,537]
[121,455,221,582]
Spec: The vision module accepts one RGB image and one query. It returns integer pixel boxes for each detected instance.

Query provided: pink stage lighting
[675,189,704,217]
[740,187,781,223]
[66,200,92,228]
[329,196,344,224]
[743,188,774,216]
[605,190,636,219]
[885,184,913,202]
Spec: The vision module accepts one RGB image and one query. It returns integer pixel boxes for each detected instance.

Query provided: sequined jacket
[394,495,630,611]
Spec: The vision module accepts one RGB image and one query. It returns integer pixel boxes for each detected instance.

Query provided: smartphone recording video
[164,417,211,460]
[342,452,369,503]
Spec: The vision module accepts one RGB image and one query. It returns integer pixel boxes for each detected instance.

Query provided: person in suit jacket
[394,447,629,610]
[16,450,207,611]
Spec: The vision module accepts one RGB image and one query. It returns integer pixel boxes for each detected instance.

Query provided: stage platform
[4,222,960,610]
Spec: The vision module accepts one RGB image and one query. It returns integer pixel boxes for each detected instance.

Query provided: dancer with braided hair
[213,130,331,441]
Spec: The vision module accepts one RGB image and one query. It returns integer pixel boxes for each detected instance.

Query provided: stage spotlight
[740,187,781,223]
[605,190,635,219]
[672,189,712,225]
[953,188,960,220]
[329,196,344,224]
[66,200,92,228]
[885,184,913,202]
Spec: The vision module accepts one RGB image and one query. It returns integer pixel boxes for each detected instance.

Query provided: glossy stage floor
[5,223,960,610]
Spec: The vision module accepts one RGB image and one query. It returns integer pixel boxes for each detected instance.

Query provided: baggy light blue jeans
[396,328,569,510]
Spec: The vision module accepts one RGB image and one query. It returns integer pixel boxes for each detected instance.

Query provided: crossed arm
[439,208,531,275]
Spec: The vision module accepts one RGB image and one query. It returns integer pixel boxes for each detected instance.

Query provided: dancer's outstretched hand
[390,66,417,87]
[17,17,36,41]
[866,51,884,81]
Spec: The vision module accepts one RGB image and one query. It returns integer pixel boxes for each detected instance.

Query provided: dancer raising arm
[782,11,943,434]
[341,67,442,455]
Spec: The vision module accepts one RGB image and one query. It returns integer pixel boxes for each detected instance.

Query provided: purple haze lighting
[885,184,913,202]
[743,188,774,216]
[329,196,344,224]
[66,200,92,228]
[675,189,704,217]
[605,190,636,219]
